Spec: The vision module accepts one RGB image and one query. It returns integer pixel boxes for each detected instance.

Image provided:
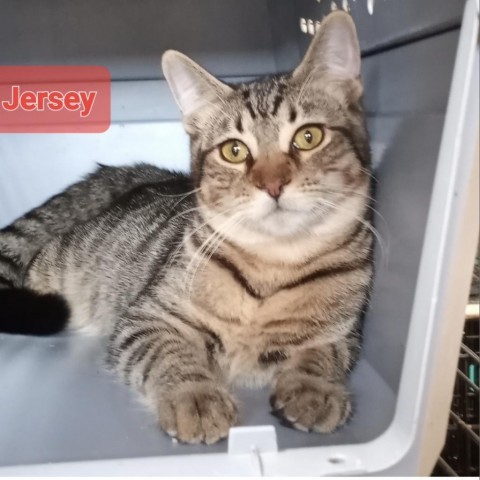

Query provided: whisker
[318,198,389,267]
[184,211,246,299]
[294,189,388,227]
[296,64,322,104]
[155,187,201,198]
[164,201,240,269]
[186,219,241,300]
[302,186,377,203]
[165,190,202,219]
[287,192,390,267]
[199,215,244,272]
[186,209,245,278]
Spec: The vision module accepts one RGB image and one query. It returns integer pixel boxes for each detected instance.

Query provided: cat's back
[56,168,195,259]
[26,169,195,331]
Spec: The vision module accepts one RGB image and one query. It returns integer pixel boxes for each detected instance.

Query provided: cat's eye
[220,140,250,164]
[292,125,324,151]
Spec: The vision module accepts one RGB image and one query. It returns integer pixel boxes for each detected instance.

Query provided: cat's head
[162,11,370,241]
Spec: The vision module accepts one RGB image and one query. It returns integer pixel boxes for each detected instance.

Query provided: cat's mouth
[263,200,314,222]
[271,204,302,214]
[270,197,316,215]
[250,194,331,236]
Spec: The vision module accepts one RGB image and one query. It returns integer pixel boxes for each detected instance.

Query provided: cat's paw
[270,374,351,433]
[157,384,238,444]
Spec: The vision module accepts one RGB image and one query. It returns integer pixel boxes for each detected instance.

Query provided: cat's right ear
[293,11,362,102]
[162,51,233,120]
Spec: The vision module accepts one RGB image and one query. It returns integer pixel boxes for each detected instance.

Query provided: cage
[433,265,480,477]
[434,316,479,477]
[0,0,478,475]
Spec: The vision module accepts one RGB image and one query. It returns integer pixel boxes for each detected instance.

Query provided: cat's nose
[247,153,293,200]
[261,178,290,200]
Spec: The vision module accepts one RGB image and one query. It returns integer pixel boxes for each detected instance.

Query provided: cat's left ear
[162,51,233,120]
[293,11,362,99]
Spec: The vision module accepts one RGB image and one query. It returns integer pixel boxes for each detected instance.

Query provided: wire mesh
[432,315,479,476]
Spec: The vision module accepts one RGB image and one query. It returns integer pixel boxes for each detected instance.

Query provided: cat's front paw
[270,374,351,433]
[157,383,238,444]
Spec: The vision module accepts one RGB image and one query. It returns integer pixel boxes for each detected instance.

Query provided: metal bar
[437,456,459,477]
[449,410,480,445]
[361,24,461,58]
[457,368,480,392]
[460,343,480,364]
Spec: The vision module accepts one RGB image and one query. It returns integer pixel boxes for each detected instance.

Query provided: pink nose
[263,179,288,200]
[247,155,293,200]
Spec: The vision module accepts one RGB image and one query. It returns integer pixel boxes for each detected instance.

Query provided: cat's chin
[254,208,317,237]
[235,191,323,238]
[228,207,320,241]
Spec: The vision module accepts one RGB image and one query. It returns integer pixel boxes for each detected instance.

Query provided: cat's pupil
[304,131,313,143]
[232,143,240,156]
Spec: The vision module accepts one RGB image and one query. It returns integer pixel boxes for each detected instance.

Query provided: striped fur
[0,12,374,443]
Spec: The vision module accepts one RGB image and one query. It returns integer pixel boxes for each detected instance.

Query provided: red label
[0,66,111,133]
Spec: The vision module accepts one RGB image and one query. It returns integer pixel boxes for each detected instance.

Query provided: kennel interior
[0,0,478,475]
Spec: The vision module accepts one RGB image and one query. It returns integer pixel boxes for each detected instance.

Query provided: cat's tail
[0,221,70,335]
[0,215,70,335]
[0,288,69,335]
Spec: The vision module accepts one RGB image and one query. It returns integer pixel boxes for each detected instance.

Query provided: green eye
[220,140,250,163]
[292,125,324,151]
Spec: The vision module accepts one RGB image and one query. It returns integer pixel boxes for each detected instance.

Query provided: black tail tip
[0,288,69,336]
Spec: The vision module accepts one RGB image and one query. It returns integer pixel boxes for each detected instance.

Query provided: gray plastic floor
[0,332,395,467]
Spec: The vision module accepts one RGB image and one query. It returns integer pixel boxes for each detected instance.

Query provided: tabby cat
[0,11,373,444]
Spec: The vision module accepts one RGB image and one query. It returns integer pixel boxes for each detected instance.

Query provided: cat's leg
[270,336,358,433]
[108,308,238,444]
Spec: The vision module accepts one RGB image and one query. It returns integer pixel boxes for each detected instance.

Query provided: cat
[0,11,373,444]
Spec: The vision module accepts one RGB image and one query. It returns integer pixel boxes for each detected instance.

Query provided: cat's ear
[294,11,361,87]
[162,50,233,118]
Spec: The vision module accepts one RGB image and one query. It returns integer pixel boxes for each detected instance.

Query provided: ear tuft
[162,50,232,119]
[294,11,361,81]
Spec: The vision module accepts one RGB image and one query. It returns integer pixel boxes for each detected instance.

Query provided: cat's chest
[201,319,288,386]
[207,319,324,387]
[191,260,321,325]
[189,270,327,386]
[192,276,306,329]
[185,255,346,385]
